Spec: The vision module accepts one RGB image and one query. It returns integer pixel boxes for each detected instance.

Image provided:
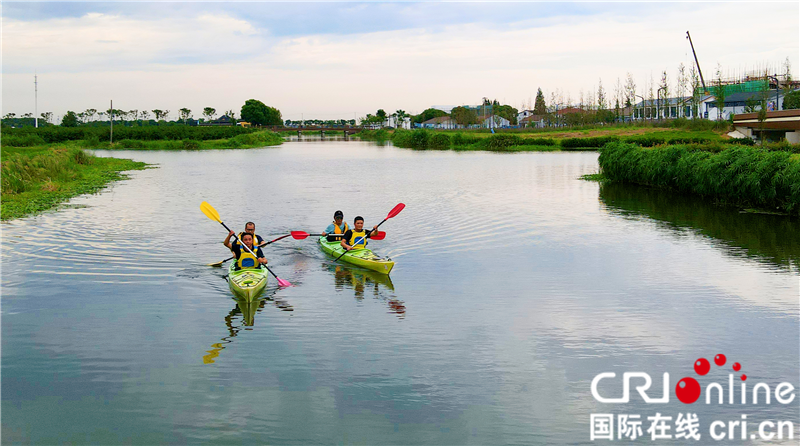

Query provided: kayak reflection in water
[341,216,379,251]
[321,210,349,239]
[332,266,405,317]
[229,233,268,270]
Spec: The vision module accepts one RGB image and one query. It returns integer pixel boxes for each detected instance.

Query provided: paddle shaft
[215,234,290,265]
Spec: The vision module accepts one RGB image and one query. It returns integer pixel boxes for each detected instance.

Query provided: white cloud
[2,3,797,119]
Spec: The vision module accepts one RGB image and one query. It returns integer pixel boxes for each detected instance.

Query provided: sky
[2,1,799,122]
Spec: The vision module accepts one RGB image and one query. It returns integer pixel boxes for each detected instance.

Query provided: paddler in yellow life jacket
[321,210,349,240]
[224,221,265,251]
[340,216,379,251]
[231,233,268,270]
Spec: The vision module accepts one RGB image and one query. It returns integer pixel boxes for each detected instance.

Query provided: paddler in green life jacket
[223,221,265,250]
[230,232,268,270]
[340,216,379,251]
[321,210,349,240]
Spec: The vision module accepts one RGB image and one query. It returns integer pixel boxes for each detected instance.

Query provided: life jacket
[236,244,260,269]
[332,221,349,234]
[233,232,261,248]
[348,230,368,249]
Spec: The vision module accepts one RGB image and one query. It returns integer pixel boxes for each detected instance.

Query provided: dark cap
[334,210,344,218]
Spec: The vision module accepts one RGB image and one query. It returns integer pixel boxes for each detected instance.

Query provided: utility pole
[34,72,38,128]
[686,31,707,92]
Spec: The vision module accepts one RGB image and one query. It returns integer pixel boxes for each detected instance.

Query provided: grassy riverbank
[598,142,800,215]
[355,125,732,152]
[4,129,284,151]
[1,146,148,220]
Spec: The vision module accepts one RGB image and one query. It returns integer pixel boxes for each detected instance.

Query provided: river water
[2,139,798,444]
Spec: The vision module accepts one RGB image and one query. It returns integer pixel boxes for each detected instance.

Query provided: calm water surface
[3,139,798,444]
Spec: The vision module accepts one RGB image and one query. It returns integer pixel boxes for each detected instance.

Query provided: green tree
[494,104,518,125]
[597,79,607,110]
[376,109,387,120]
[40,112,53,124]
[179,108,192,124]
[203,107,216,121]
[240,99,282,126]
[783,90,800,109]
[264,106,282,126]
[713,64,726,121]
[533,88,547,115]
[450,106,478,126]
[61,111,79,127]
[413,108,448,124]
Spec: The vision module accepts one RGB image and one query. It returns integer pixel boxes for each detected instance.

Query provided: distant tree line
[1,99,281,128]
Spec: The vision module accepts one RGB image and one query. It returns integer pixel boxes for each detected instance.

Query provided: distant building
[482,115,510,129]
[520,114,546,128]
[237,121,252,128]
[421,116,457,129]
[732,109,800,143]
[200,115,234,126]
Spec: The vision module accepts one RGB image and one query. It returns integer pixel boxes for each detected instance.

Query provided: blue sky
[3,2,798,121]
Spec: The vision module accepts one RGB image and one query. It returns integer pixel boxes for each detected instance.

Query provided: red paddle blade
[386,203,405,219]
[370,231,386,240]
[291,231,310,239]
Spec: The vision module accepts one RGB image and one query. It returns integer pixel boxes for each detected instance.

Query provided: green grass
[82,130,284,150]
[355,127,730,152]
[1,146,148,220]
[598,142,800,215]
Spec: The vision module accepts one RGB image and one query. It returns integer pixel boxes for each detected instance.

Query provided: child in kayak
[321,210,349,240]
[231,233,268,270]
[340,216,379,251]
[224,222,264,250]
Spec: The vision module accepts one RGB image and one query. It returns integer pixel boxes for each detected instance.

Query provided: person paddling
[224,221,264,250]
[321,210,349,240]
[340,216,379,252]
[231,233,268,270]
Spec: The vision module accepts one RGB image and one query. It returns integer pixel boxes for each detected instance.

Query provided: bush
[480,134,523,150]
[561,136,619,148]
[116,139,145,149]
[599,142,800,214]
[624,135,666,147]
[182,139,200,150]
[429,133,451,149]
[521,138,557,146]
[3,134,46,147]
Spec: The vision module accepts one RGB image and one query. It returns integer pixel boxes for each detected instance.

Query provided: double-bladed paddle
[335,203,404,262]
[290,231,386,241]
[200,201,292,287]
[208,234,292,267]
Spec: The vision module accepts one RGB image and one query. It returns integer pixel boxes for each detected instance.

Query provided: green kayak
[318,236,394,275]
[227,262,268,300]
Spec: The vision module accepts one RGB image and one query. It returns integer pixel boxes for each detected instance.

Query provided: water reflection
[202,292,293,364]
[329,265,405,317]
[599,182,800,271]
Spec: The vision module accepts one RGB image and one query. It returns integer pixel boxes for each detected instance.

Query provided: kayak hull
[227,262,269,301]
[318,236,394,275]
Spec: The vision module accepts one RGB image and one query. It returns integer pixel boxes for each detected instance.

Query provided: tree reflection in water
[599,182,800,271]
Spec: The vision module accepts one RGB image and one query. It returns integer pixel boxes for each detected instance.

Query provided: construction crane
[686,31,707,91]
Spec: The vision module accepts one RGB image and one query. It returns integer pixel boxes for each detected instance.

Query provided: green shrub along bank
[598,142,800,215]
[74,130,283,150]
[2,125,260,145]
[1,147,148,220]
[363,128,738,152]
